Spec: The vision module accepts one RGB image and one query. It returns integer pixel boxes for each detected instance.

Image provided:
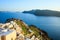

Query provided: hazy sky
[0,0,60,11]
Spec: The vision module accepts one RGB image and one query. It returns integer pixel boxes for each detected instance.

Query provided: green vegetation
[29,25,40,37]
[6,18,52,40]
[14,19,30,35]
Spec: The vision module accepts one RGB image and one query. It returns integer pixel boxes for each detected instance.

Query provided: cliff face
[5,18,52,40]
[23,9,60,17]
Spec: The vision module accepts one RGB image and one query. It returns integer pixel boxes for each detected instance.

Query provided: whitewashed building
[0,28,16,40]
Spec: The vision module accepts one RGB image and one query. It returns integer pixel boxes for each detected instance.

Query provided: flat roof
[0,28,15,36]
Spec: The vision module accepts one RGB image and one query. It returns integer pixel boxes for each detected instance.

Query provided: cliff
[23,9,60,17]
[5,18,52,40]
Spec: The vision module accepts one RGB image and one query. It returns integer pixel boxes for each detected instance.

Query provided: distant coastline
[23,9,60,17]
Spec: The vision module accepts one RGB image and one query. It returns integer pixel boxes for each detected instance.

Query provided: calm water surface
[0,12,60,40]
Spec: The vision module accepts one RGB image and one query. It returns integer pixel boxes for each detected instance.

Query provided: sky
[0,0,60,11]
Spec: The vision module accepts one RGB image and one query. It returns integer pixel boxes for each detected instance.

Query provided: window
[11,38,13,40]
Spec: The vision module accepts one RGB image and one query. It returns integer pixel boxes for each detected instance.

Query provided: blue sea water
[0,12,60,40]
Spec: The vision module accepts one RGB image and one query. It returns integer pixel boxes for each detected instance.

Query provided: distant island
[23,9,60,17]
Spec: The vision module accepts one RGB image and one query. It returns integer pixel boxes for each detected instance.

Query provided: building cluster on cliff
[0,18,51,40]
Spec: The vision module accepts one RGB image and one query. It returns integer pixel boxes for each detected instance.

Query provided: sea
[0,12,60,40]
